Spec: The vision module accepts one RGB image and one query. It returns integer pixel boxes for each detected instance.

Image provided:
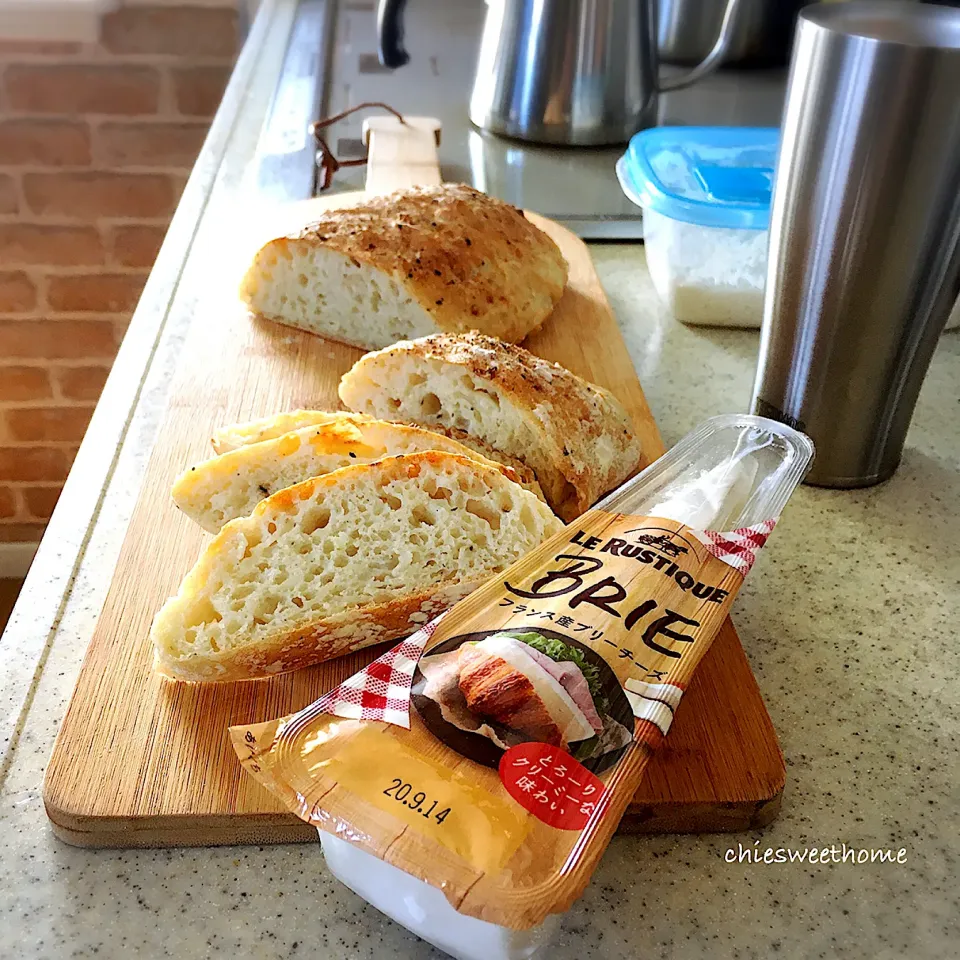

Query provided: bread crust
[210,410,368,455]
[241,184,568,345]
[154,580,477,683]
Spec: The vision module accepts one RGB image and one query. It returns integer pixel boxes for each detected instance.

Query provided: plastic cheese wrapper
[230,414,814,959]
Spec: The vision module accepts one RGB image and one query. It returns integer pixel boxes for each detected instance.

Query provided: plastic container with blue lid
[617,127,779,328]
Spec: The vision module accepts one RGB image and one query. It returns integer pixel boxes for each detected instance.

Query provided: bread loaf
[152,452,562,682]
[174,416,541,533]
[239,184,568,350]
[338,333,642,521]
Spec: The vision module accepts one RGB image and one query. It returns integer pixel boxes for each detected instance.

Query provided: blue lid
[616,126,779,230]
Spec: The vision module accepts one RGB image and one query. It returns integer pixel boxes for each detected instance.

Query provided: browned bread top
[277,184,568,343]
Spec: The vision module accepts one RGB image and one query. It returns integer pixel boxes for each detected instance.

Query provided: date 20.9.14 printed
[383,778,451,825]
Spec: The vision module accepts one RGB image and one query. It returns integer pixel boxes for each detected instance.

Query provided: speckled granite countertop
[1,1,959,957]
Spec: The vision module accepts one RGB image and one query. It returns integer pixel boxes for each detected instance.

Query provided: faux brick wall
[0,4,238,542]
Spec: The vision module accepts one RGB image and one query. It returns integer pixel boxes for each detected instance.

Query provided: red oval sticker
[499,742,606,831]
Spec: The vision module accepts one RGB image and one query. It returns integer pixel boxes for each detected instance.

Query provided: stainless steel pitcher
[377,0,744,146]
[659,0,805,66]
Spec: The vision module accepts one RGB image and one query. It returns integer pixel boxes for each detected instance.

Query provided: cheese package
[231,415,813,957]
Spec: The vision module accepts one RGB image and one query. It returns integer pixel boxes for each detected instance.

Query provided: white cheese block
[320,834,560,960]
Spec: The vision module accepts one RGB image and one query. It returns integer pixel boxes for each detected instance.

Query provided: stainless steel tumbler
[751,1,960,487]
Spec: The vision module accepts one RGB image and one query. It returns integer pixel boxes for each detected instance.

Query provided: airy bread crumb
[339,333,642,521]
[174,416,544,533]
[211,410,542,494]
[152,452,563,682]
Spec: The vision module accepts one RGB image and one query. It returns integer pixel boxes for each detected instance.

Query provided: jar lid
[616,126,778,230]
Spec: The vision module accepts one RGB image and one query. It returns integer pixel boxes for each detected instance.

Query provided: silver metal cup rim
[801,0,960,51]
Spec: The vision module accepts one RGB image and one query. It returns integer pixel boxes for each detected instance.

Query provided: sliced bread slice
[152,452,562,682]
[210,409,543,494]
[238,184,568,350]
[338,332,642,522]
[174,417,543,533]
[211,410,364,454]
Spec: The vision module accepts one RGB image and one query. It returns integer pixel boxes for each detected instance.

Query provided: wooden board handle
[362,115,442,194]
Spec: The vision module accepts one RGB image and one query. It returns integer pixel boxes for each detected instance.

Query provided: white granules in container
[642,208,768,328]
[616,128,780,329]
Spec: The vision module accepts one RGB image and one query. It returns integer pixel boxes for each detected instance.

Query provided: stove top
[256,0,787,240]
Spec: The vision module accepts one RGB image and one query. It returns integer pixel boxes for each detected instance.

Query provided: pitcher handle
[377,0,410,69]
[658,0,744,92]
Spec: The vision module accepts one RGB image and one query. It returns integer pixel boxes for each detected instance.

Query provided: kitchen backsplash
[0,3,238,544]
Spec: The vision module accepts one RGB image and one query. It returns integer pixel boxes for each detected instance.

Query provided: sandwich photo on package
[413,629,634,774]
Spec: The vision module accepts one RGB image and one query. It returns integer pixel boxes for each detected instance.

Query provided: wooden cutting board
[44,119,784,847]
